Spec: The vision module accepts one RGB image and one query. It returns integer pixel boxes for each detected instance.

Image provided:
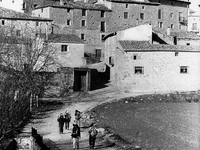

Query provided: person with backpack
[57,113,65,134]
[64,110,71,130]
[75,110,81,127]
[71,123,81,149]
[88,123,98,149]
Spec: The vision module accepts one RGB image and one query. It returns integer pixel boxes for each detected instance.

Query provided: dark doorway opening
[90,65,110,90]
[73,70,87,91]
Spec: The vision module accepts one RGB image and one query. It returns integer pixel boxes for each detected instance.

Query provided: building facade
[97,0,190,33]
[188,11,200,34]
[104,24,200,93]
[0,7,52,37]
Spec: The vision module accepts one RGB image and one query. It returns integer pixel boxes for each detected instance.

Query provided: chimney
[60,0,64,5]
[167,27,170,36]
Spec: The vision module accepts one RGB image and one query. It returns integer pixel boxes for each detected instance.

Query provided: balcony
[84,53,101,64]
[179,17,188,26]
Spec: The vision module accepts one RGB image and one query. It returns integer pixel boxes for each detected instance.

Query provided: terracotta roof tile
[119,40,200,52]
[47,34,84,44]
[170,31,200,39]
[107,0,160,5]
[36,1,111,11]
[0,7,52,21]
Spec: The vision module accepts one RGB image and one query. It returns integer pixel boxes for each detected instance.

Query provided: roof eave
[0,17,52,21]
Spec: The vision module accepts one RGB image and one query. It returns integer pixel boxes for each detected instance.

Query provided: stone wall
[106,0,188,33]
[114,50,200,93]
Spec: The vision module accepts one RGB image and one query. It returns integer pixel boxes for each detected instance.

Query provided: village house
[26,0,190,60]
[103,24,200,93]
[188,8,200,34]
[0,7,52,37]
[170,31,200,45]
[31,0,111,58]
[96,0,190,33]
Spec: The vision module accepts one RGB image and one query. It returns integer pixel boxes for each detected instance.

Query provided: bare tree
[0,24,57,143]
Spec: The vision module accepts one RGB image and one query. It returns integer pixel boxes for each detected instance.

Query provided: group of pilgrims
[57,110,98,149]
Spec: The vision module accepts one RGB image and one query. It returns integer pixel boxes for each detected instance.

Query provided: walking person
[71,123,81,149]
[75,110,81,127]
[57,113,65,134]
[64,110,71,130]
[88,123,98,149]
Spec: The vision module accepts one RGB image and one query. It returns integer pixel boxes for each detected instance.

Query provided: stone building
[31,1,111,56]
[170,31,200,46]
[104,24,200,93]
[188,9,200,34]
[0,7,52,36]
[96,0,190,33]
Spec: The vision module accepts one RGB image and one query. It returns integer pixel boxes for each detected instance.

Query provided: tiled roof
[47,34,84,44]
[0,7,52,21]
[174,0,190,3]
[107,0,160,5]
[170,31,200,40]
[35,1,111,11]
[119,41,200,52]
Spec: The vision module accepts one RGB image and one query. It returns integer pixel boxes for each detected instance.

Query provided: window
[124,12,128,19]
[175,52,178,56]
[192,23,197,30]
[61,45,68,52]
[170,24,174,29]
[158,22,163,28]
[36,21,39,26]
[41,9,43,13]
[179,12,183,21]
[12,0,14,3]
[67,20,71,25]
[82,9,86,16]
[186,43,190,45]
[142,6,145,9]
[16,30,21,37]
[100,21,105,32]
[2,20,5,25]
[109,56,114,66]
[140,13,144,20]
[170,13,173,18]
[125,4,128,8]
[158,9,162,19]
[180,66,188,74]
[22,2,26,10]
[81,33,85,40]
[134,66,144,74]
[95,49,102,58]
[67,8,71,13]
[81,20,86,27]
[101,11,105,18]
[133,54,137,60]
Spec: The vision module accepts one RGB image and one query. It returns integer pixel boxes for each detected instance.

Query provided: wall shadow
[90,65,110,91]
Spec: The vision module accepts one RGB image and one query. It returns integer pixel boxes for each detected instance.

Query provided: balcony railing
[179,17,188,26]
[84,53,101,64]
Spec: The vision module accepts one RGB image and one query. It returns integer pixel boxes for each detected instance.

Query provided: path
[20,84,154,149]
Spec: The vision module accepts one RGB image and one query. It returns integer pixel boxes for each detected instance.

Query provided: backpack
[72,126,79,138]
[90,128,98,137]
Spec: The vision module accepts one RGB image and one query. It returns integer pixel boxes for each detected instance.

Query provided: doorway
[73,70,87,91]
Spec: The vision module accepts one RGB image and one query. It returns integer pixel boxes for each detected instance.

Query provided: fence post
[30,93,32,112]
[36,95,39,107]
